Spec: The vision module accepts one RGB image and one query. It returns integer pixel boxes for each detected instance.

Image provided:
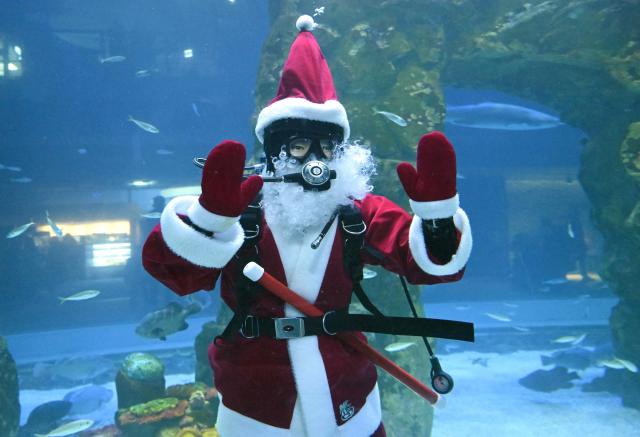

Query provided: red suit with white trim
[142,14,472,437]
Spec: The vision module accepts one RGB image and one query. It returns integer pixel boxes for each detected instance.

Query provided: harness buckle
[243,224,260,240]
[342,221,367,236]
[240,315,260,339]
[274,317,305,339]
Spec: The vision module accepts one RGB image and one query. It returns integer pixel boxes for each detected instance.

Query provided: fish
[10,176,32,183]
[0,164,22,171]
[135,301,202,340]
[135,69,151,78]
[6,222,34,238]
[567,223,575,238]
[156,149,175,155]
[313,6,325,17]
[99,55,126,63]
[374,110,408,127]
[445,102,563,131]
[46,210,63,237]
[552,333,586,345]
[58,289,101,304]
[484,312,512,322]
[503,302,519,308]
[384,341,416,352]
[141,211,162,219]
[128,116,160,134]
[471,357,489,367]
[77,148,88,155]
[32,356,114,383]
[518,366,579,392]
[541,277,568,285]
[597,357,638,373]
[348,39,366,56]
[362,268,377,279]
[191,103,201,117]
[35,419,94,437]
[455,305,470,311]
[565,273,583,282]
[23,400,72,433]
[63,385,113,415]
[512,326,531,332]
[541,345,612,370]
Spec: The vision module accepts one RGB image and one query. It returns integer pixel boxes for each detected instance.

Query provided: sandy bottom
[432,350,640,437]
[19,350,640,436]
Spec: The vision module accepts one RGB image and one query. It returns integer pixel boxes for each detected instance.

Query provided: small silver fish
[1,165,22,172]
[362,268,377,279]
[503,302,519,308]
[6,222,34,239]
[375,110,408,127]
[35,418,94,437]
[135,69,151,78]
[128,116,160,134]
[46,210,63,237]
[552,333,586,345]
[567,223,575,239]
[192,103,201,117]
[100,55,126,64]
[156,149,174,155]
[58,290,101,304]
[512,326,531,332]
[77,148,88,155]
[313,6,325,17]
[384,341,416,352]
[10,176,32,183]
[484,312,512,322]
[141,212,162,219]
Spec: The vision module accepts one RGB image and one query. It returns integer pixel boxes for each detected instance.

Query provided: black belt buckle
[240,315,260,339]
[274,317,305,339]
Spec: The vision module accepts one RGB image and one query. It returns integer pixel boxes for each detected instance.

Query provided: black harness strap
[215,199,263,344]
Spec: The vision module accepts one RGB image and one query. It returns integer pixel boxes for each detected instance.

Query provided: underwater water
[2,1,640,436]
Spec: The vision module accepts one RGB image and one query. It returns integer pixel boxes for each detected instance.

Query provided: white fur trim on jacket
[159,196,244,269]
[410,194,460,220]
[409,208,472,276]
[215,385,381,436]
[255,98,350,143]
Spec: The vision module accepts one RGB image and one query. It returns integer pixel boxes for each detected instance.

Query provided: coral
[165,383,211,400]
[129,398,180,417]
[176,427,201,437]
[121,353,165,381]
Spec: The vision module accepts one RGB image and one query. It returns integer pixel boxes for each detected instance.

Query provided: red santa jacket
[142,193,472,436]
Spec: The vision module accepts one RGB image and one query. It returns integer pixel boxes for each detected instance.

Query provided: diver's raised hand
[198,141,263,218]
[396,131,458,218]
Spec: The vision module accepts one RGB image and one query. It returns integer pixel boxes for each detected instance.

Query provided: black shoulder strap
[215,195,264,344]
[339,204,385,318]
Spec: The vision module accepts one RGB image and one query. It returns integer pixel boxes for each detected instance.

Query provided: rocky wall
[0,337,19,437]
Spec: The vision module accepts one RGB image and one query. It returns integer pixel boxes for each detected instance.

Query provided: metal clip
[274,317,305,339]
[240,315,259,339]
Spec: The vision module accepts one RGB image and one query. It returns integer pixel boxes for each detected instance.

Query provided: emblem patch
[339,400,355,422]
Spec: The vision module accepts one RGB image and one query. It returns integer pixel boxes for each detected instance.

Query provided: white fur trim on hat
[408,208,472,276]
[296,15,316,32]
[159,196,244,268]
[255,98,350,144]
[410,194,460,220]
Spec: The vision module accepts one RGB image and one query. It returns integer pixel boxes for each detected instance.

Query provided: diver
[142,15,472,436]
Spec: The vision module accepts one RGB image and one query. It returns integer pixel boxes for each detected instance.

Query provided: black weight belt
[240,311,475,342]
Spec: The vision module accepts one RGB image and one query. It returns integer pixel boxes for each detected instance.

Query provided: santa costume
[143,14,472,437]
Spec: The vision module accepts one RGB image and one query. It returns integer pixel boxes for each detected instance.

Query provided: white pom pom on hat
[296,15,316,32]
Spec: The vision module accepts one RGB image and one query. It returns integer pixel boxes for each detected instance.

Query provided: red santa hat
[255,15,350,143]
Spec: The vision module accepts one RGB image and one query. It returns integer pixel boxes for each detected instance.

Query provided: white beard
[261,142,376,239]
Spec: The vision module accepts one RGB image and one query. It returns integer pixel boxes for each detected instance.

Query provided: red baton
[243,261,440,405]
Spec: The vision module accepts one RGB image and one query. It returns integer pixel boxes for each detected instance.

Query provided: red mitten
[396,131,458,218]
[199,141,263,217]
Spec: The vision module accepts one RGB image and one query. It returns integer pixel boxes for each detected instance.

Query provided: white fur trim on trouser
[186,198,239,232]
[255,98,350,143]
[159,196,244,268]
[410,194,459,220]
[215,385,382,436]
[409,208,472,276]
